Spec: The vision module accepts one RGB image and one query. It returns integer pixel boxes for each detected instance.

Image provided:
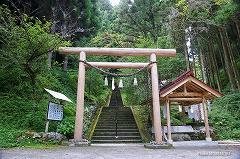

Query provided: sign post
[44,88,72,133]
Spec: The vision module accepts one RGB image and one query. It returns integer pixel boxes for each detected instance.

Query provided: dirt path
[1,141,240,159]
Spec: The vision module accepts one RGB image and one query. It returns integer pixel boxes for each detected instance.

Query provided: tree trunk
[63,56,68,71]
[206,43,215,88]
[48,6,57,70]
[217,33,228,82]
[192,51,197,77]
[202,46,211,87]
[234,20,240,57]
[223,27,240,90]
[61,10,69,71]
[234,20,240,43]
[219,27,236,90]
[48,51,52,70]
[209,40,221,92]
[199,47,207,83]
[184,42,190,71]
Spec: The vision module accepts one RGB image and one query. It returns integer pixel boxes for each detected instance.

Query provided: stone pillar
[150,53,163,144]
[74,51,86,141]
[202,97,212,141]
[166,98,172,144]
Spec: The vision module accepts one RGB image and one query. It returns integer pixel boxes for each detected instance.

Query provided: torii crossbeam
[59,47,176,145]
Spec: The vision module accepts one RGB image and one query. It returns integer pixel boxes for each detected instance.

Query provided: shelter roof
[145,71,223,106]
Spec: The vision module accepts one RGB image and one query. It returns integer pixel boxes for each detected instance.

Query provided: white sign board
[47,102,63,121]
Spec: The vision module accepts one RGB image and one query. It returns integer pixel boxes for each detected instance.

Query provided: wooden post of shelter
[166,97,172,144]
[202,97,212,141]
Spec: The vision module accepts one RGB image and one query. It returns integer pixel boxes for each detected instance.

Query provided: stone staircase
[91,107,142,143]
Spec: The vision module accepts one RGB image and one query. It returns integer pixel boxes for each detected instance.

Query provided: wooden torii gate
[59,47,176,144]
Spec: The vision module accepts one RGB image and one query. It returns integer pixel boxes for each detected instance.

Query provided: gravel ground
[1,141,240,159]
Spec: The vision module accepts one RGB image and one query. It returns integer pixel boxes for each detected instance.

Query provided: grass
[131,105,152,142]
[0,124,60,149]
[0,124,25,148]
[17,140,60,149]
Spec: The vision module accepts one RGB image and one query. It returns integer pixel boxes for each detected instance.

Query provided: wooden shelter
[148,71,223,143]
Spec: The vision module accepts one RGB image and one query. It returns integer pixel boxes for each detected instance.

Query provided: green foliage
[85,69,110,104]
[209,93,240,139]
[0,5,69,94]
[91,32,134,48]
[96,0,114,32]
[0,6,73,147]
[158,54,186,80]
[57,117,75,138]
[121,53,185,106]
[213,1,238,24]
[0,123,59,148]
[176,0,189,17]
[116,0,173,43]
[0,124,25,148]
[131,105,152,142]
[0,95,47,131]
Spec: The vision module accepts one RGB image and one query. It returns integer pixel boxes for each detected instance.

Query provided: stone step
[99,115,133,117]
[101,110,132,112]
[94,128,139,132]
[97,120,135,123]
[96,126,138,129]
[101,111,132,113]
[96,125,137,128]
[100,116,133,118]
[97,120,136,125]
[102,107,132,110]
[96,124,137,127]
[99,118,135,122]
[99,113,134,115]
[98,121,135,124]
[100,112,132,114]
[100,119,134,121]
[91,139,142,143]
[92,136,141,140]
[93,132,140,136]
[100,116,134,117]
[92,102,140,143]
[97,123,136,125]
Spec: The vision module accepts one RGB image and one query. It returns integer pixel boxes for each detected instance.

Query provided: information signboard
[47,102,63,121]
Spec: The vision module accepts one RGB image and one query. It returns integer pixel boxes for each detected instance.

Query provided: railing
[115,109,118,138]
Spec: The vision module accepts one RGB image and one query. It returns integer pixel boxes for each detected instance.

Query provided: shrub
[0,124,25,148]
[209,93,240,139]
[57,117,75,138]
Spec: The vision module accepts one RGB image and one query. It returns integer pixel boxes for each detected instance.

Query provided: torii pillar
[150,53,163,144]
[74,51,86,141]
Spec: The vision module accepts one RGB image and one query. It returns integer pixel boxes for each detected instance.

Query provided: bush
[57,117,75,138]
[209,93,240,139]
[0,95,47,131]
[0,124,25,148]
